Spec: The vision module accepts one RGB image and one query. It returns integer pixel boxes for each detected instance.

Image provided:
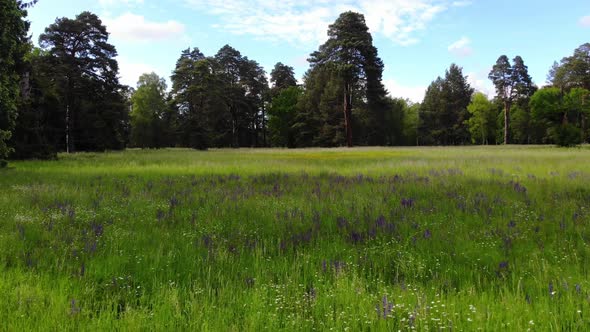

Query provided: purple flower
[156,209,165,222]
[376,295,394,319]
[336,217,348,229]
[511,181,527,194]
[401,198,415,208]
[423,229,432,239]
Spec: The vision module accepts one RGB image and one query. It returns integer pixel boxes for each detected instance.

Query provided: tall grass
[1,146,589,330]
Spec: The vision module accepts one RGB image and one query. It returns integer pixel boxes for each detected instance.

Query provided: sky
[26,0,590,102]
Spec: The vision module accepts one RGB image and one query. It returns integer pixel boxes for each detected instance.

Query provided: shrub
[552,124,582,147]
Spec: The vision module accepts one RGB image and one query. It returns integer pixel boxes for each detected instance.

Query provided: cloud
[451,1,472,7]
[183,0,467,46]
[99,0,144,7]
[117,56,159,87]
[448,36,472,57]
[466,70,494,97]
[103,13,186,42]
[580,15,590,27]
[383,79,426,103]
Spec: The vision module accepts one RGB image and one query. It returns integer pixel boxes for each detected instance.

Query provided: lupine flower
[401,198,415,208]
[376,295,394,319]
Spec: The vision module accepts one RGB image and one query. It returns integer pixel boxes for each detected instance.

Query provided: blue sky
[26,0,590,102]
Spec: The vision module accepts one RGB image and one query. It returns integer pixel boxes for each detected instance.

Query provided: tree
[418,77,444,145]
[11,47,59,159]
[270,63,297,96]
[268,86,302,147]
[170,48,214,149]
[530,87,590,146]
[307,11,388,147]
[489,55,534,144]
[466,92,499,145]
[0,0,33,165]
[441,64,474,144]
[402,102,420,146]
[130,73,167,148]
[214,45,268,148]
[382,97,406,146]
[268,62,298,146]
[548,43,590,91]
[418,64,473,145]
[39,11,127,152]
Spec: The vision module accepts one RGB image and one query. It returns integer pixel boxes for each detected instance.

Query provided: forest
[1,1,590,165]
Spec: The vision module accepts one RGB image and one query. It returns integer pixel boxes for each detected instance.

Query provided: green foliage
[268,86,302,147]
[419,64,473,145]
[10,47,59,160]
[270,62,297,97]
[382,98,406,146]
[549,43,590,91]
[170,46,268,149]
[0,130,13,167]
[306,11,389,147]
[0,0,31,162]
[531,87,590,146]
[467,92,499,144]
[551,124,582,147]
[488,55,535,144]
[38,11,127,152]
[130,73,168,148]
[402,102,420,146]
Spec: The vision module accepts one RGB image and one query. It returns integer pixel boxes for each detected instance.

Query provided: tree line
[1,2,589,166]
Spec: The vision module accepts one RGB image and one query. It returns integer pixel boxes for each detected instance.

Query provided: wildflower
[401,198,415,208]
[376,295,394,319]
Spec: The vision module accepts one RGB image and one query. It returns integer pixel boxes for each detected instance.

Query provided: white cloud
[117,56,159,87]
[451,1,472,7]
[466,70,494,97]
[384,79,426,103]
[580,15,590,27]
[99,0,144,7]
[104,13,186,42]
[448,36,472,57]
[183,0,467,46]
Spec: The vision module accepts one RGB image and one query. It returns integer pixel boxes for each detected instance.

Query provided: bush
[0,159,7,168]
[552,124,582,147]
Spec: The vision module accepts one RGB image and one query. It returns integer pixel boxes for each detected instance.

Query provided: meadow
[1,146,590,330]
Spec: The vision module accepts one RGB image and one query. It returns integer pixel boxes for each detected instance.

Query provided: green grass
[1,146,590,330]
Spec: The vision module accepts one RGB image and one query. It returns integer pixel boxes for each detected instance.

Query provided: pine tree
[307,11,388,147]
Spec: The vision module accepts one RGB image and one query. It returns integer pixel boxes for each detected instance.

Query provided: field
[1,146,590,330]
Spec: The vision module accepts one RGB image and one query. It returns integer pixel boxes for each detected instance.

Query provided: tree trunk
[504,101,511,145]
[262,104,267,147]
[343,83,353,147]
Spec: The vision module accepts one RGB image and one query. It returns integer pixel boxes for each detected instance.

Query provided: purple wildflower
[376,295,394,319]
[401,198,415,208]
